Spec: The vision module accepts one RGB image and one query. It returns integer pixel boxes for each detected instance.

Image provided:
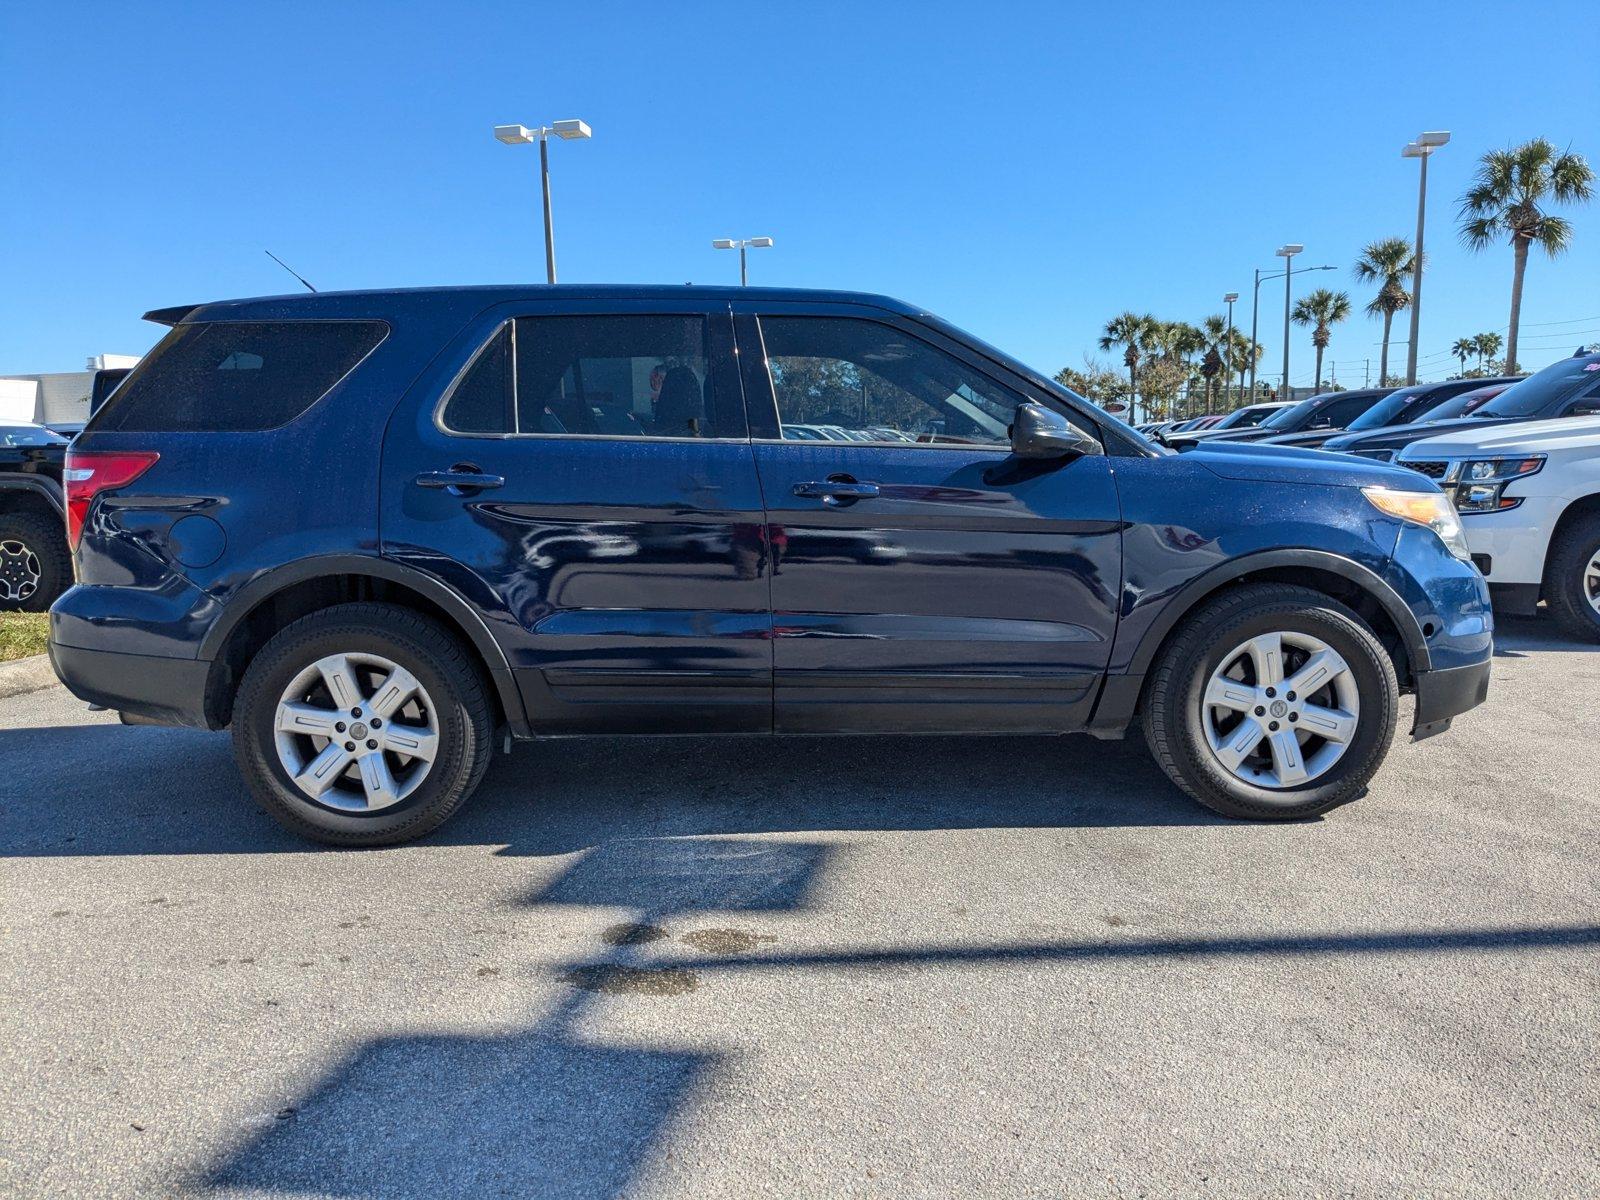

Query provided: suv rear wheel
[232,603,494,846]
[1544,512,1600,642]
[0,509,71,612]
[1143,583,1399,820]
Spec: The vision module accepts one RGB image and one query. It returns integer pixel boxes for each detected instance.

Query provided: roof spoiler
[143,304,201,326]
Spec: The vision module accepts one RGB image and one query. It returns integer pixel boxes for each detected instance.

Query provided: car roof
[145,284,927,326]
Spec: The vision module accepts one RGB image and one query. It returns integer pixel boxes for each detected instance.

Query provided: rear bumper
[1410,655,1492,741]
[47,641,215,729]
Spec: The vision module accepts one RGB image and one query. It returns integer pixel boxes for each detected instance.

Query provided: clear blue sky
[3,0,1597,385]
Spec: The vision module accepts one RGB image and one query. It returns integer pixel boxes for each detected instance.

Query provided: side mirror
[1010,402,1102,460]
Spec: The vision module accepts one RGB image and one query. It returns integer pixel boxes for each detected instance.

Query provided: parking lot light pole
[712,237,774,285]
[494,120,593,284]
[1402,130,1450,385]
[1276,245,1304,399]
[1222,292,1239,407]
[1249,263,1333,401]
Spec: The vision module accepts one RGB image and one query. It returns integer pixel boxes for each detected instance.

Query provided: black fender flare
[0,476,65,517]
[198,554,528,733]
[1122,548,1432,679]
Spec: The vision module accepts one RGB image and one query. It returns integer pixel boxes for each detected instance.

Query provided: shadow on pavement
[206,836,830,1199]
[0,722,1219,858]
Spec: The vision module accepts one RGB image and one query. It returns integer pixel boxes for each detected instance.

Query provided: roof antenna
[264,249,317,293]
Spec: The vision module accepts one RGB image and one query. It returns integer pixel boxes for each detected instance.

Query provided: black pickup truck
[0,423,70,610]
[0,366,130,609]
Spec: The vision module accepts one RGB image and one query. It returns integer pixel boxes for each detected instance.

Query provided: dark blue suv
[49,286,1493,845]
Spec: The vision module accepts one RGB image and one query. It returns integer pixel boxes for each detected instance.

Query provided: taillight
[64,450,160,549]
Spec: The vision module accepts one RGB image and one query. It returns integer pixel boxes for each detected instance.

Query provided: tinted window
[760,316,1022,446]
[1313,393,1382,428]
[440,315,730,438]
[96,321,386,433]
[1344,388,1422,432]
[1477,356,1600,418]
[1260,398,1318,429]
[0,425,68,447]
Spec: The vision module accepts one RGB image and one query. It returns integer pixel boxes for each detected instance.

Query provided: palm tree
[1459,139,1594,372]
[1198,314,1229,412]
[1098,312,1156,421]
[1450,337,1477,375]
[1290,288,1353,392]
[1352,237,1416,386]
[1474,331,1504,373]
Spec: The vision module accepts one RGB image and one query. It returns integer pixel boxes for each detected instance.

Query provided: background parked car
[1326,351,1600,462]
[1259,377,1522,450]
[0,422,70,611]
[1165,388,1394,451]
[1398,413,1600,640]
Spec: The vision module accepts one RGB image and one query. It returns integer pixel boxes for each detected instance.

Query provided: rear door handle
[793,479,880,506]
[414,468,505,493]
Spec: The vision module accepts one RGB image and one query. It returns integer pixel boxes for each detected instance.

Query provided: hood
[1399,413,1600,458]
[1256,429,1340,448]
[1189,437,1433,489]
[1167,426,1279,450]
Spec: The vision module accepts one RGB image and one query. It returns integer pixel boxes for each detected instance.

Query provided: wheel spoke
[1267,729,1309,786]
[1246,633,1285,686]
[1204,676,1259,713]
[367,666,422,721]
[355,751,400,809]
[275,701,344,738]
[1213,720,1266,773]
[1286,648,1348,700]
[295,742,354,797]
[316,655,365,711]
[380,721,438,763]
[1298,702,1357,744]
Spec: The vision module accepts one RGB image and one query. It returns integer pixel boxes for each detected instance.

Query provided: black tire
[0,508,72,612]
[1142,583,1399,820]
[1543,513,1600,642]
[231,602,494,846]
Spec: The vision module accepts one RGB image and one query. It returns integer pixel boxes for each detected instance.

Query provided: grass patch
[0,612,49,663]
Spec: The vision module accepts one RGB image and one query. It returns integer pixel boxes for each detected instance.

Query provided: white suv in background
[1398,412,1600,640]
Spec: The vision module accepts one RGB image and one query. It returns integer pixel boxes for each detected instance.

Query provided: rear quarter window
[95,320,387,433]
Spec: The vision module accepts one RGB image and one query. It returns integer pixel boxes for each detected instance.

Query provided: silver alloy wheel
[1585,550,1600,617]
[273,652,440,812]
[1201,631,1360,790]
[0,539,41,604]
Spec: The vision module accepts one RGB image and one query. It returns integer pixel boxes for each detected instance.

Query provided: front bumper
[1410,656,1492,741]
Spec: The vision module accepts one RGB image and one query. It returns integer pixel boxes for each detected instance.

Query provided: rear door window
[96,320,387,433]
[439,314,740,439]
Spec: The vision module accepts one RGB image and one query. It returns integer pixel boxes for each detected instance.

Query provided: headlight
[1452,456,1544,512]
[1361,486,1472,560]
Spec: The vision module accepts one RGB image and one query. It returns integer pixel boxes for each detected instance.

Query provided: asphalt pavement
[2,614,1597,1198]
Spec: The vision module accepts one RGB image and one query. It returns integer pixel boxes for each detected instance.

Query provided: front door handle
[793,478,880,506]
[414,467,505,494]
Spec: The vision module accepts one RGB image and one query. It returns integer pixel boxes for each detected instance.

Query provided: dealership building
[0,354,142,426]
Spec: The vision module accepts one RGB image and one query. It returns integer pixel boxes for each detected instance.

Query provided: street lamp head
[748,237,774,248]
[494,124,536,145]
[1402,142,1425,158]
[1417,130,1450,148]
[711,239,736,250]
[1223,292,1239,303]
[1276,244,1303,257]
[551,119,592,140]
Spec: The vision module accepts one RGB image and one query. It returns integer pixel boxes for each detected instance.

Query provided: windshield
[0,424,68,447]
[1344,388,1422,432]
[1476,355,1600,417]
[1259,396,1322,430]
[1427,387,1500,421]
[1216,405,1272,429]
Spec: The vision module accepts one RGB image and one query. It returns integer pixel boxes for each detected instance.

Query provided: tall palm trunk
[1313,344,1325,391]
[1378,309,1393,385]
[1506,235,1530,373]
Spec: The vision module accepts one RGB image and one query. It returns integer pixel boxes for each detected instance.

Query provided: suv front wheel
[232,603,495,845]
[0,509,71,612]
[1544,512,1600,642]
[1143,583,1399,820]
